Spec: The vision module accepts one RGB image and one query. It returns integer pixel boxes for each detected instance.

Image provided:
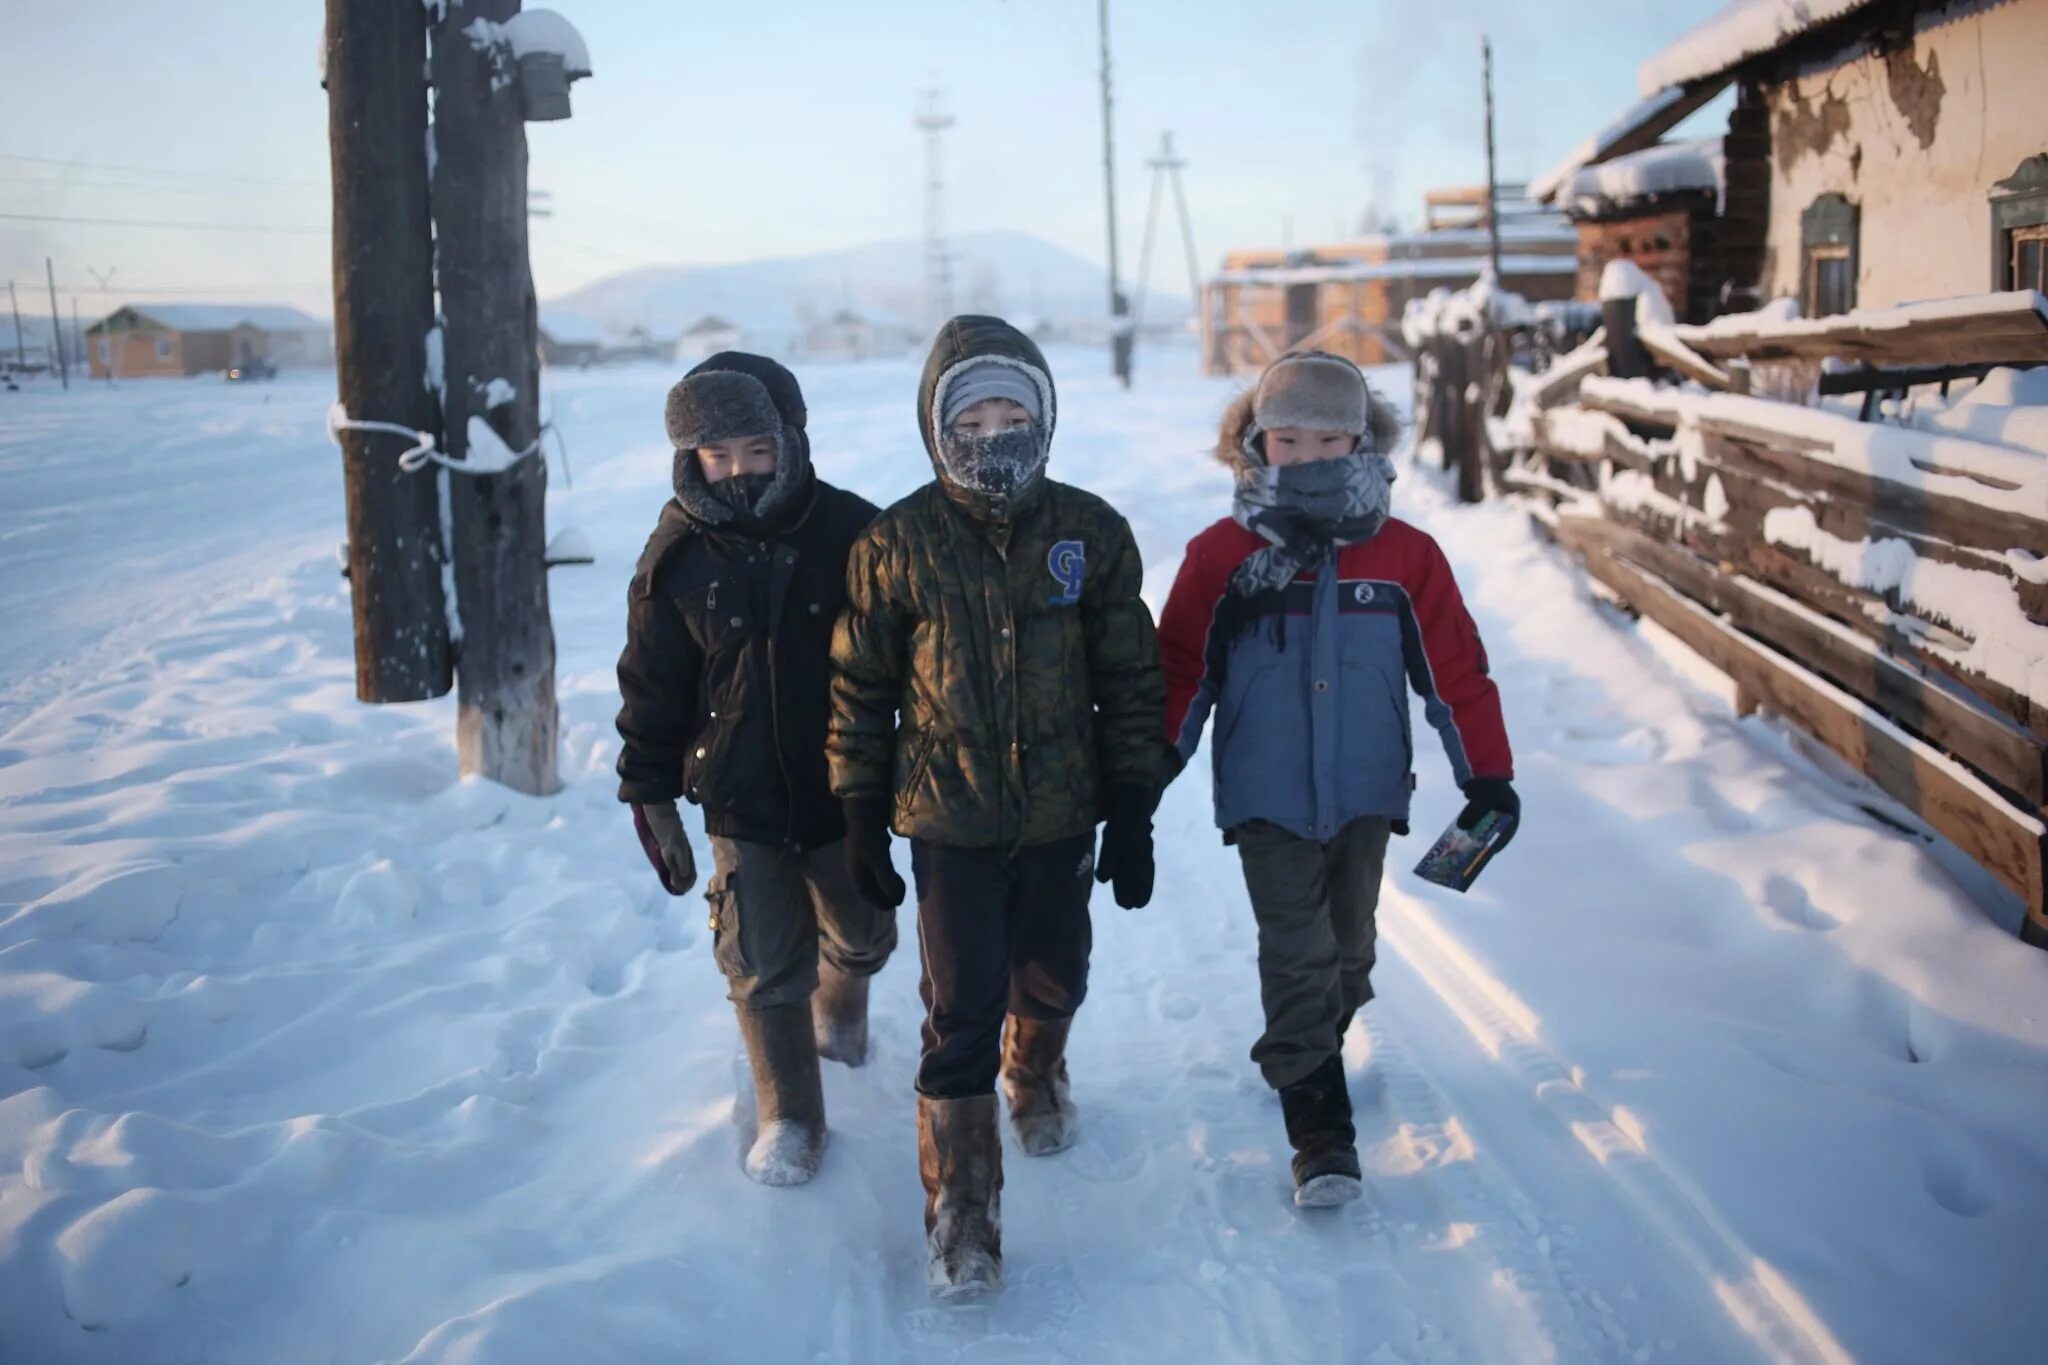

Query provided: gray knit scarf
[1229,440,1397,598]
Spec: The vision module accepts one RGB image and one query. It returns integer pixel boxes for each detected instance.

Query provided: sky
[0,0,1731,324]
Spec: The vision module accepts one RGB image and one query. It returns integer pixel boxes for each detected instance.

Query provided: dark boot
[734,1001,826,1186]
[999,1015,1077,1155]
[1278,1054,1362,1208]
[917,1094,1003,1296]
[812,958,871,1067]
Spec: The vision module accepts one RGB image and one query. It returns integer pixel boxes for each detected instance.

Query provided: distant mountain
[544,229,1191,347]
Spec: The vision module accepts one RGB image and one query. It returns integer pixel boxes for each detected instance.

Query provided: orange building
[84,304,330,379]
[1202,187,1579,375]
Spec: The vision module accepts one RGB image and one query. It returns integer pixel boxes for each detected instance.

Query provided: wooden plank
[1673,292,2048,368]
[1552,517,2048,943]
[1584,482,2045,739]
[1557,514,2047,805]
[1571,386,2047,558]
[1639,325,1733,390]
[1531,335,1608,409]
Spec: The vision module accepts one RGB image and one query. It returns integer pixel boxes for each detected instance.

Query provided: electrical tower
[914,86,955,329]
[1131,131,1204,361]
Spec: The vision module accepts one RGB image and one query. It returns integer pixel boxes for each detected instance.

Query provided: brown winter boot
[735,1001,827,1186]
[999,1014,1078,1156]
[917,1094,1003,1296]
[812,958,871,1067]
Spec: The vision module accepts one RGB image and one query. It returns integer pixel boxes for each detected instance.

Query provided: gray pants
[1233,816,1392,1089]
[705,837,898,1012]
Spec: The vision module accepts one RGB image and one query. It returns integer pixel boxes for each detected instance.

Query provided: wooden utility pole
[1481,36,1502,279]
[8,282,24,368]
[44,259,67,388]
[324,0,454,703]
[1098,0,1132,388]
[431,0,559,796]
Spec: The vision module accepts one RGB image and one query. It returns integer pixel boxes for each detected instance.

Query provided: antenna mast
[914,86,956,329]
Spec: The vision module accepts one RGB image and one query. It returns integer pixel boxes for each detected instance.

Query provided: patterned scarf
[1228,440,1397,599]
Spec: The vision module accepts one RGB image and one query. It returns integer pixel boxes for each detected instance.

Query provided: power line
[0,152,323,189]
[0,211,326,234]
[46,280,330,295]
[0,173,325,197]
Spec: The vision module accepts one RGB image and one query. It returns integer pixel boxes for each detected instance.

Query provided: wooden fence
[1432,286,2048,944]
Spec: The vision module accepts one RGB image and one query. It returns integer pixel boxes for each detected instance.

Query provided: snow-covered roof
[538,308,605,346]
[107,303,327,335]
[1213,254,1578,288]
[1637,0,1877,97]
[683,314,739,335]
[1566,138,1725,216]
[1530,85,1694,204]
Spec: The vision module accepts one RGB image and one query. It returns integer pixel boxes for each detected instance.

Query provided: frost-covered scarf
[934,425,1048,521]
[1228,438,1396,599]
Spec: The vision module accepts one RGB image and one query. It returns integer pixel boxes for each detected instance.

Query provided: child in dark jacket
[616,352,895,1188]
[1157,350,1517,1208]
[827,316,1165,1295]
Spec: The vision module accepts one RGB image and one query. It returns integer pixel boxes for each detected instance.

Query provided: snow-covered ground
[1,352,2044,1364]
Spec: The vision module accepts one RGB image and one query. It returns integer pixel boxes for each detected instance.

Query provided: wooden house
[538,309,605,368]
[673,314,744,363]
[1201,186,1579,375]
[1536,0,2048,320]
[83,304,330,379]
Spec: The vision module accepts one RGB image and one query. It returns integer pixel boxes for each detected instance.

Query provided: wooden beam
[1555,514,2046,806]
[1551,516,2048,944]
[325,0,453,704]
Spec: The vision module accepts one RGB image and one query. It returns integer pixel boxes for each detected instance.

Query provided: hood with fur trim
[1214,369,1402,474]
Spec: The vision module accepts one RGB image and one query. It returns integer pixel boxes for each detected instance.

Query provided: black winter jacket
[616,480,878,850]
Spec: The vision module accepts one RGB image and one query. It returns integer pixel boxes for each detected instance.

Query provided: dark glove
[1094,784,1157,910]
[632,801,697,896]
[1456,778,1520,852]
[842,797,906,910]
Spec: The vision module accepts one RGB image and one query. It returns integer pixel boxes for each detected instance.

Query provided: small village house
[1558,139,1726,324]
[800,307,917,362]
[83,304,332,379]
[1535,0,2048,320]
[1201,185,1579,374]
[673,314,744,363]
[537,308,605,368]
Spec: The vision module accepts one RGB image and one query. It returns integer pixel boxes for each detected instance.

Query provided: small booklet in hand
[1412,809,1518,893]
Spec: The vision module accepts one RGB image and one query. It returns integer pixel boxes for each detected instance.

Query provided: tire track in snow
[1378,890,1856,1365]
[1355,1006,1607,1364]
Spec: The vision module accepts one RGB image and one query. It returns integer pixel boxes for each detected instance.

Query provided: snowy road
[1,356,2044,1363]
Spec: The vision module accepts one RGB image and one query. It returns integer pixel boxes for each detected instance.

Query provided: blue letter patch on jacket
[1047,540,1085,605]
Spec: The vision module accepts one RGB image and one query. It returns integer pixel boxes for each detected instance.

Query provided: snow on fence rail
[1449,276,2048,944]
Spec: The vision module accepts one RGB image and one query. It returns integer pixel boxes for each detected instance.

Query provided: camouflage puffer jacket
[827,316,1165,849]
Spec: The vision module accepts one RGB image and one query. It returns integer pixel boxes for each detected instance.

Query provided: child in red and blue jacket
[1157,350,1517,1208]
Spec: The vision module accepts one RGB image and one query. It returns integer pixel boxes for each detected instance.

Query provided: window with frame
[2011,224,2048,292]
[1992,155,2048,291]
[1800,195,1858,317]
[155,337,172,361]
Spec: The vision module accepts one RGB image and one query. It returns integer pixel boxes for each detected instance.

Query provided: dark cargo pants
[910,831,1095,1099]
[705,836,898,1013]
[1232,815,1392,1089]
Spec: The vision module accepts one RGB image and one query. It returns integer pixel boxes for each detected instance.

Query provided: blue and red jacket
[1158,515,1512,840]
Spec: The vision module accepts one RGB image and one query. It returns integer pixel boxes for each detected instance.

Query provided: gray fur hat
[1251,350,1371,436]
[665,370,783,450]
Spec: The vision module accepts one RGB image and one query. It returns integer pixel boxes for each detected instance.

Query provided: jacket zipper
[994,533,1022,852]
[766,544,798,848]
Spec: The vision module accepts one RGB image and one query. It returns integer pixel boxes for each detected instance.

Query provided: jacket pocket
[894,727,939,816]
[1336,662,1412,810]
[705,869,751,979]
